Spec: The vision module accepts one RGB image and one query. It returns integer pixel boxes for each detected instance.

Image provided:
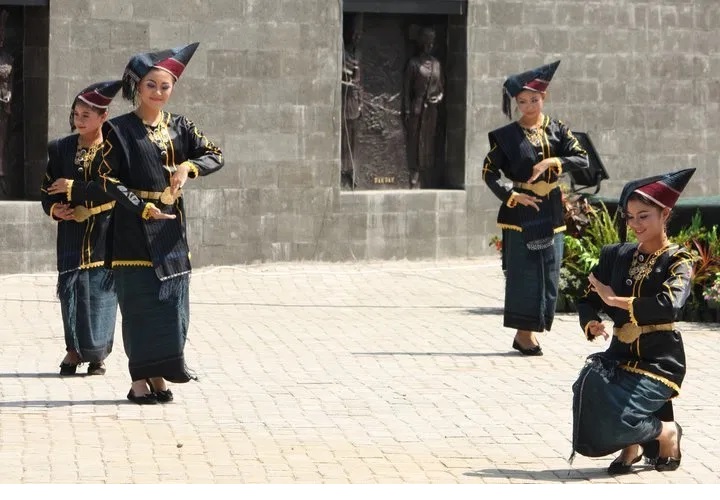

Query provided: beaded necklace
[74,143,102,171]
[628,243,671,282]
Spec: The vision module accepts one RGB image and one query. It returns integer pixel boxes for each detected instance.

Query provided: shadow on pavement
[353,351,519,357]
[0,399,128,408]
[0,372,84,378]
[463,307,505,315]
[464,465,656,482]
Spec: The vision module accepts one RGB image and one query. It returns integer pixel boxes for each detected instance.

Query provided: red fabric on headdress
[154,58,186,80]
[631,168,696,209]
[75,80,122,109]
[523,78,550,93]
[635,181,681,209]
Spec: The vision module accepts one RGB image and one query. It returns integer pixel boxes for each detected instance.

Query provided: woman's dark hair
[69,99,105,132]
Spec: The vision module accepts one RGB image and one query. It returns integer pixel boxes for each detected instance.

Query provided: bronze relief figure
[341,13,363,189]
[403,26,444,189]
[0,10,14,178]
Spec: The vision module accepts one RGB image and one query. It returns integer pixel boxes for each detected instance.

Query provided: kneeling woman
[572,168,695,474]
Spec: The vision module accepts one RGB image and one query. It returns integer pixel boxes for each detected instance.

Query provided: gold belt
[614,322,675,344]
[131,187,183,205]
[73,201,115,222]
[513,181,559,197]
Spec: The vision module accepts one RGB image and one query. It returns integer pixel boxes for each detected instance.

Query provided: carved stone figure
[341,13,363,189]
[0,10,13,178]
[403,26,444,189]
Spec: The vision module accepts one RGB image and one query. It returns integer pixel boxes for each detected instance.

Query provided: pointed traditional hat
[70,80,122,131]
[502,60,561,119]
[75,80,122,109]
[122,42,199,100]
[619,168,696,210]
[617,168,696,241]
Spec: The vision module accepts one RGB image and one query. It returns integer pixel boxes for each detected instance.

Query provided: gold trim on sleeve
[628,297,638,324]
[66,180,75,201]
[141,203,157,220]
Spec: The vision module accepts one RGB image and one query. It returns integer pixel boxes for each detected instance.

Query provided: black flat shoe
[59,362,79,376]
[655,423,682,472]
[87,362,106,376]
[607,451,643,475]
[154,389,174,403]
[146,379,174,403]
[512,339,543,356]
[127,389,157,405]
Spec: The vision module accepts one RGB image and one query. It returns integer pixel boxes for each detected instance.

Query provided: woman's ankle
[131,380,151,395]
[62,350,81,364]
[149,377,167,391]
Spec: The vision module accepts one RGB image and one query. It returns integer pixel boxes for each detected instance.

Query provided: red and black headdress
[70,80,122,131]
[502,60,560,120]
[121,42,199,100]
[75,80,122,109]
[617,168,696,241]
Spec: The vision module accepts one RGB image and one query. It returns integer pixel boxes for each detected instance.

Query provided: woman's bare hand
[146,205,176,220]
[586,320,609,341]
[514,193,542,211]
[47,178,72,196]
[52,203,75,221]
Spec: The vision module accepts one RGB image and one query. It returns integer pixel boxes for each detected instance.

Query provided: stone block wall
[1,0,719,274]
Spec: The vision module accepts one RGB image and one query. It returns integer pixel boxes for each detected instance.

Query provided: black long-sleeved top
[577,243,694,395]
[40,135,115,273]
[482,116,588,233]
[96,111,224,282]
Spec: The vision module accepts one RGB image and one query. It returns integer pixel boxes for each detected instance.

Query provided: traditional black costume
[482,60,588,333]
[40,81,122,372]
[97,43,224,384]
[571,168,695,470]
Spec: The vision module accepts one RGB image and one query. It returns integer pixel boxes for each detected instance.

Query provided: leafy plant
[703,273,720,309]
[559,200,625,307]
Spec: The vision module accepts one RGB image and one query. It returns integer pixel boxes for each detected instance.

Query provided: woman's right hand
[586,320,609,341]
[145,205,176,220]
[514,193,542,211]
[52,203,75,221]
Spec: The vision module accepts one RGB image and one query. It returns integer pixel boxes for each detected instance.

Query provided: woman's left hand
[47,178,72,196]
[588,273,615,305]
[169,163,189,198]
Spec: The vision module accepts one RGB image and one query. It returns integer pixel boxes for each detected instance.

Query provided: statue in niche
[402,25,444,189]
[340,13,364,190]
[0,10,13,179]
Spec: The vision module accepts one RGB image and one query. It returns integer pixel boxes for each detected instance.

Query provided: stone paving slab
[0,258,718,483]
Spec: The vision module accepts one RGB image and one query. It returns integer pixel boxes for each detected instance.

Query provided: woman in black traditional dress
[97,43,224,404]
[482,60,588,355]
[41,81,122,376]
[572,168,695,474]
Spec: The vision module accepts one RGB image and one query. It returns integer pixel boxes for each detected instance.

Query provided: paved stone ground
[1,257,719,484]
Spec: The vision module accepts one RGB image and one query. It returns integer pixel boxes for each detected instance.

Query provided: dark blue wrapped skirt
[502,229,563,331]
[571,355,674,458]
[59,267,116,362]
[114,267,196,383]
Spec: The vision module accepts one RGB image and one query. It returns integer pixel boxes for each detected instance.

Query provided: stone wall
[1,0,719,274]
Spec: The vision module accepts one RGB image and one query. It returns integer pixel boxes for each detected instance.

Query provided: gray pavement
[1,257,719,484]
